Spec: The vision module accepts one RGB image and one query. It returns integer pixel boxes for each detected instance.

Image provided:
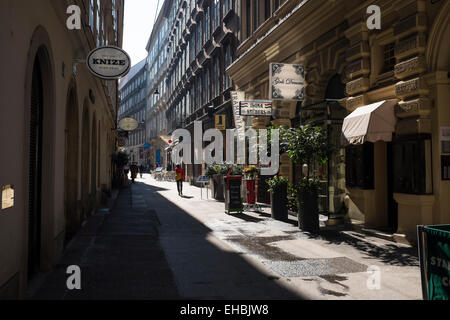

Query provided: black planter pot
[212,174,225,201]
[298,188,320,233]
[270,184,288,221]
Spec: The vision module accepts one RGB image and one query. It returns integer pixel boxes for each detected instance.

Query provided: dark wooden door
[28,57,44,280]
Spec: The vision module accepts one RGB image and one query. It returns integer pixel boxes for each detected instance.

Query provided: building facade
[227,0,450,243]
[118,59,148,165]
[145,1,171,170]
[0,0,124,298]
[164,0,240,182]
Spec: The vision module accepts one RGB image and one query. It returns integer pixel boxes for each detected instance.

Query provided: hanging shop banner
[269,63,305,101]
[118,117,139,132]
[87,46,131,80]
[418,225,450,300]
[239,100,272,116]
[231,91,246,141]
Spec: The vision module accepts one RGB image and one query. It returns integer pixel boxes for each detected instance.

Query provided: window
[393,137,432,194]
[265,0,271,20]
[382,42,396,73]
[197,19,203,52]
[246,0,251,38]
[205,6,211,38]
[89,0,95,32]
[253,1,259,31]
[213,56,220,97]
[345,143,374,189]
[274,0,281,10]
[223,0,231,16]
[224,45,232,89]
[213,0,220,30]
[204,67,210,103]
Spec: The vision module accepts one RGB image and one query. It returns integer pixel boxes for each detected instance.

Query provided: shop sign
[239,100,272,116]
[269,63,305,101]
[231,91,246,138]
[87,46,131,80]
[118,117,139,131]
[215,115,226,130]
[1,185,14,210]
[440,127,450,154]
[418,225,450,300]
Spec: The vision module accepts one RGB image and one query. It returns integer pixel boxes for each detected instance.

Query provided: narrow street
[32,175,421,300]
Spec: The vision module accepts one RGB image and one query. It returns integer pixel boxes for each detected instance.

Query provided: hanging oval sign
[118,117,139,132]
[86,46,131,80]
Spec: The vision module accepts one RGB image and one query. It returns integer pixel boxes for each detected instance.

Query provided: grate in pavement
[262,257,368,277]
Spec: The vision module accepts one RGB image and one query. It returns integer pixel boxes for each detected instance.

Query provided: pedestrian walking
[139,164,145,178]
[175,164,185,196]
[130,163,139,184]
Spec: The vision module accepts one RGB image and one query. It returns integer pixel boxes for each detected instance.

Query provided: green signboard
[418,225,450,300]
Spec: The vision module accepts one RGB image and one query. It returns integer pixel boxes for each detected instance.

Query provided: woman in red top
[175,165,185,196]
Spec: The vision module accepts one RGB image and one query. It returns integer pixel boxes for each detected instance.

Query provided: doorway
[28,56,44,281]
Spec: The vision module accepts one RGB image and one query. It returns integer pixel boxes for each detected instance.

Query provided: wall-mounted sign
[239,100,272,116]
[215,115,226,130]
[86,46,131,80]
[1,185,14,210]
[231,91,246,139]
[269,63,305,101]
[118,117,139,131]
[117,137,126,147]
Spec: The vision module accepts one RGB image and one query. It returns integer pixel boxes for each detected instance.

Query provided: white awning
[341,99,399,145]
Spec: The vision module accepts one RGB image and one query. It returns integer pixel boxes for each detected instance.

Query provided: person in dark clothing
[130,163,139,184]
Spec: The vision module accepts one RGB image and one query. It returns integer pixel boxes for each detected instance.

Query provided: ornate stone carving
[395,77,428,99]
[346,77,370,96]
[394,56,426,79]
[346,94,368,111]
[395,98,431,118]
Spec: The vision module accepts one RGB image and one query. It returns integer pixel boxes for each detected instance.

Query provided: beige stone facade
[0,0,124,298]
[228,0,450,244]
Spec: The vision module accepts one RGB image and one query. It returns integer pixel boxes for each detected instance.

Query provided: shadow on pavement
[139,181,305,300]
[303,230,419,267]
[32,181,304,300]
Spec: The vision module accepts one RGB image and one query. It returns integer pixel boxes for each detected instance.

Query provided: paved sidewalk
[140,175,422,300]
[32,186,179,300]
[31,174,422,300]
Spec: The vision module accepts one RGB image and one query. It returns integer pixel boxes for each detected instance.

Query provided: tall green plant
[280,124,328,183]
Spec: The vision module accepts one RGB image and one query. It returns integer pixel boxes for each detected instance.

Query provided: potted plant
[280,125,328,232]
[243,166,258,180]
[206,164,220,200]
[267,176,289,221]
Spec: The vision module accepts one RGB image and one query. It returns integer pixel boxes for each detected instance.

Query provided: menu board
[228,178,243,213]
